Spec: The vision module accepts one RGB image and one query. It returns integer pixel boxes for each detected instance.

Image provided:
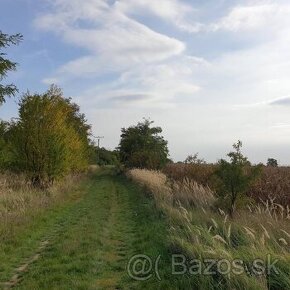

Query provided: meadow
[127,167,290,290]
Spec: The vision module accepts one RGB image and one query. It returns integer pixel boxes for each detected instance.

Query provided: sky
[1,0,290,164]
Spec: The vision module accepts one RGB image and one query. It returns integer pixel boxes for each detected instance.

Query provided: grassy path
[1,171,185,289]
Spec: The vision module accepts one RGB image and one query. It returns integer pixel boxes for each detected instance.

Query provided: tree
[88,146,119,166]
[267,158,278,167]
[118,119,169,169]
[0,120,12,169]
[0,31,22,104]
[184,153,205,164]
[215,141,261,217]
[7,85,91,187]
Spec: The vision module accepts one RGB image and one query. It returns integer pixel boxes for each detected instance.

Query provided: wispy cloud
[116,0,203,33]
[35,0,206,106]
[36,2,185,72]
[211,3,290,32]
[28,0,290,162]
[269,96,290,106]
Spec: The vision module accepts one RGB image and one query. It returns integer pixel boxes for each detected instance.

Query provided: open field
[127,168,290,290]
[1,167,289,289]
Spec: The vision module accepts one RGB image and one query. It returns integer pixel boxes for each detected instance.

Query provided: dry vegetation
[164,163,290,207]
[0,172,88,241]
[127,168,290,290]
[164,163,216,186]
[249,166,290,205]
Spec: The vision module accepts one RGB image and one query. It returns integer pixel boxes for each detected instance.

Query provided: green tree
[7,86,91,187]
[267,158,278,167]
[118,119,169,169]
[0,120,12,169]
[184,153,205,164]
[0,31,22,104]
[89,145,119,166]
[215,141,261,217]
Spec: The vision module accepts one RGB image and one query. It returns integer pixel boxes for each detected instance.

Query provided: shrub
[5,85,91,187]
[215,141,262,217]
[267,158,278,167]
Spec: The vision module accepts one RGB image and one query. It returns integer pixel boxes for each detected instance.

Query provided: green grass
[0,178,89,283]
[0,170,194,289]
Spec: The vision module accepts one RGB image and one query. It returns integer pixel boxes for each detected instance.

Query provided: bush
[215,141,262,217]
[4,85,91,187]
[267,158,278,167]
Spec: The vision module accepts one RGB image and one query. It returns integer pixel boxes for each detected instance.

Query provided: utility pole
[95,136,104,147]
[93,136,104,164]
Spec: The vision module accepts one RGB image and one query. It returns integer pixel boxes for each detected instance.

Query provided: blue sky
[1,0,290,164]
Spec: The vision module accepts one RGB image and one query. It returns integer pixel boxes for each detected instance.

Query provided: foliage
[0,120,12,169]
[118,118,169,169]
[5,85,91,187]
[0,31,23,104]
[88,145,119,166]
[184,153,205,164]
[215,141,262,216]
[267,158,278,167]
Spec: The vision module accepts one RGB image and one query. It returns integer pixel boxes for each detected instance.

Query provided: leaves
[215,141,262,216]
[0,31,23,104]
[118,118,169,169]
[4,86,91,187]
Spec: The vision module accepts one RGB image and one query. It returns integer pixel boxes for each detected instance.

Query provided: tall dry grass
[127,169,215,209]
[164,163,290,207]
[127,168,290,290]
[0,172,86,241]
[249,166,290,206]
[164,163,215,186]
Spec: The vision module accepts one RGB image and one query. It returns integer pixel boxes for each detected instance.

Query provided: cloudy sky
[1,0,290,164]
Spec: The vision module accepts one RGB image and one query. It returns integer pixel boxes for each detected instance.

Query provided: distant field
[164,163,290,206]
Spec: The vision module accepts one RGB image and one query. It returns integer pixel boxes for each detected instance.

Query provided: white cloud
[118,60,202,98]
[116,0,202,33]
[28,0,290,163]
[35,0,206,107]
[35,0,186,81]
[76,55,205,109]
[212,3,290,32]
[269,96,290,106]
